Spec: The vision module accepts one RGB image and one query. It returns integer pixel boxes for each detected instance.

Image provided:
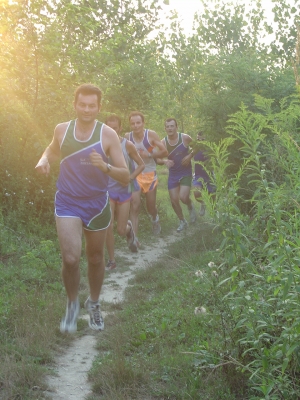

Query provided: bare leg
[115,201,131,237]
[168,186,184,220]
[193,188,203,202]
[145,186,158,220]
[56,216,83,302]
[130,190,141,237]
[106,200,116,262]
[84,228,107,302]
[179,185,193,210]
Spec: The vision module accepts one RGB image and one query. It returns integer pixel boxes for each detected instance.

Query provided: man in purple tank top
[105,114,144,271]
[157,118,197,232]
[193,131,216,216]
[35,84,129,333]
[125,111,168,245]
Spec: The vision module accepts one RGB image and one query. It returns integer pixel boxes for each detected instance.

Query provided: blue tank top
[165,133,192,178]
[57,119,109,199]
[194,151,210,182]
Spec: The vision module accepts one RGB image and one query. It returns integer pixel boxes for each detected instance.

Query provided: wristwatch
[106,163,112,172]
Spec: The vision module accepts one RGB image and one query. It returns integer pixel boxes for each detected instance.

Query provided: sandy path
[44,232,181,399]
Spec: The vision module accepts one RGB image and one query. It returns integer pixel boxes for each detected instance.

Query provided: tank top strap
[165,133,182,154]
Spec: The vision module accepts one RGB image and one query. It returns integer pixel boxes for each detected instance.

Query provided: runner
[156,118,196,232]
[193,131,216,216]
[35,84,129,333]
[105,114,145,270]
[125,111,168,244]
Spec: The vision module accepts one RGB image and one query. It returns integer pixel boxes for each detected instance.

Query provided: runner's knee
[117,225,126,236]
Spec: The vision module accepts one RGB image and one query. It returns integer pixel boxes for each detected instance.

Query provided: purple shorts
[55,190,111,231]
[109,191,132,204]
[192,177,216,193]
[168,174,192,190]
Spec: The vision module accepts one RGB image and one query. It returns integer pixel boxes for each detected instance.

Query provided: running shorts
[55,191,111,231]
[192,177,216,193]
[136,171,158,194]
[168,175,192,190]
[109,191,132,204]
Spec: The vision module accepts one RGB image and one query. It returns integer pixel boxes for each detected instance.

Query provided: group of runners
[35,83,215,334]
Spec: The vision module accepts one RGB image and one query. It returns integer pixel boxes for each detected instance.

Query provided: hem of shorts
[55,213,81,219]
[109,197,132,205]
[83,220,111,231]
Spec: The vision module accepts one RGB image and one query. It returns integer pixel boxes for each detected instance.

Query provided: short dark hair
[165,118,177,127]
[129,111,145,123]
[105,114,122,128]
[74,83,102,106]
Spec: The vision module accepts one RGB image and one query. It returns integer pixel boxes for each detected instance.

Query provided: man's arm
[35,124,64,176]
[148,130,168,159]
[181,133,196,167]
[155,138,174,168]
[126,141,145,180]
[93,126,129,186]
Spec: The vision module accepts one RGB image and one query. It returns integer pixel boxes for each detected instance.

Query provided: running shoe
[84,298,104,331]
[106,260,116,270]
[176,219,188,232]
[189,204,197,223]
[152,216,161,235]
[199,203,206,217]
[126,220,138,252]
[60,298,80,334]
[135,237,141,248]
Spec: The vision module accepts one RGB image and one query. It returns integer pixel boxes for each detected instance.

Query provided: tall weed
[202,95,300,399]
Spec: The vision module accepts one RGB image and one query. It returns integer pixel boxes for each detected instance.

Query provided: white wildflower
[194,306,207,315]
[212,270,219,278]
[208,262,215,268]
[195,270,204,278]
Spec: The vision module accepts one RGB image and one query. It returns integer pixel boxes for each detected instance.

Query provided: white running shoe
[126,220,138,252]
[84,298,104,331]
[189,204,197,223]
[106,260,117,271]
[152,215,161,235]
[60,298,80,334]
[176,219,188,232]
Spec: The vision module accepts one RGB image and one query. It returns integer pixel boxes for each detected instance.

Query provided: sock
[89,297,99,306]
[152,215,159,223]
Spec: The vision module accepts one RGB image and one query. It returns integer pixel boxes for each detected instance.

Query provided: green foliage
[90,231,240,399]
[200,95,300,399]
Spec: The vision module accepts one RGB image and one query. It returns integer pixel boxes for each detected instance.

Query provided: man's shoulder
[182,133,192,144]
[54,121,70,136]
[147,129,159,141]
[102,124,119,141]
[55,120,70,129]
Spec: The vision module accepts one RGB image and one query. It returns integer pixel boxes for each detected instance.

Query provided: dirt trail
[44,232,181,399]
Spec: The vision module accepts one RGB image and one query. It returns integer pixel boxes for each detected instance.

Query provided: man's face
[106,120,121,135]
[130,115,144,134]
[165,120,177,137]
[74,93,100,123]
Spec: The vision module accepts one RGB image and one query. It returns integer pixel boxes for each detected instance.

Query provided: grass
[0,166,241,399]
[87,222,247,399]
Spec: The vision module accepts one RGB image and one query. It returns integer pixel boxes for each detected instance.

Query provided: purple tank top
[57,119,109,198]
[165,133,192,178]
